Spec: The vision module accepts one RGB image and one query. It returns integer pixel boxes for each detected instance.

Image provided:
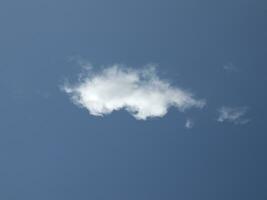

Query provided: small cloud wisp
[223,62,238,72]
[185,118,194,129]
[217,106,250,125]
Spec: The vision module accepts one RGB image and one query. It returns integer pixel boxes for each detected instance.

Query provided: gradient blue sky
[0,0,267,199]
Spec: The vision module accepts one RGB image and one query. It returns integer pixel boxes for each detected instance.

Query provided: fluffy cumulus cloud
[217,106,250,125]
[63,64,205,120]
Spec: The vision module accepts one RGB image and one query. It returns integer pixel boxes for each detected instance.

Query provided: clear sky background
[0,0,267,199]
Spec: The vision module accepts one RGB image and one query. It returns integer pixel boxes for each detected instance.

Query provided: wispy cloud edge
[217,106,250,125]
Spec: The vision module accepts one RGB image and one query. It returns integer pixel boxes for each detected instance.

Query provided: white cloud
[185,119,194,129]
[63,64,206,120]
[217,106,250,125]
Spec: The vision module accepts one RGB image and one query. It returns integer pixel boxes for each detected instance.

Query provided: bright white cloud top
[63,65,205,120]
[217,106,250,125]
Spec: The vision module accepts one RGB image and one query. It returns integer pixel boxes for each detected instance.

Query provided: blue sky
[0,0,267,199]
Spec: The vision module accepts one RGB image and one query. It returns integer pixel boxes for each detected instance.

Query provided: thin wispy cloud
[217,106,250,125]
[63,64,206,120]
[68,56,93,70]
[223,62,238,72]
[185,118,194,129]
